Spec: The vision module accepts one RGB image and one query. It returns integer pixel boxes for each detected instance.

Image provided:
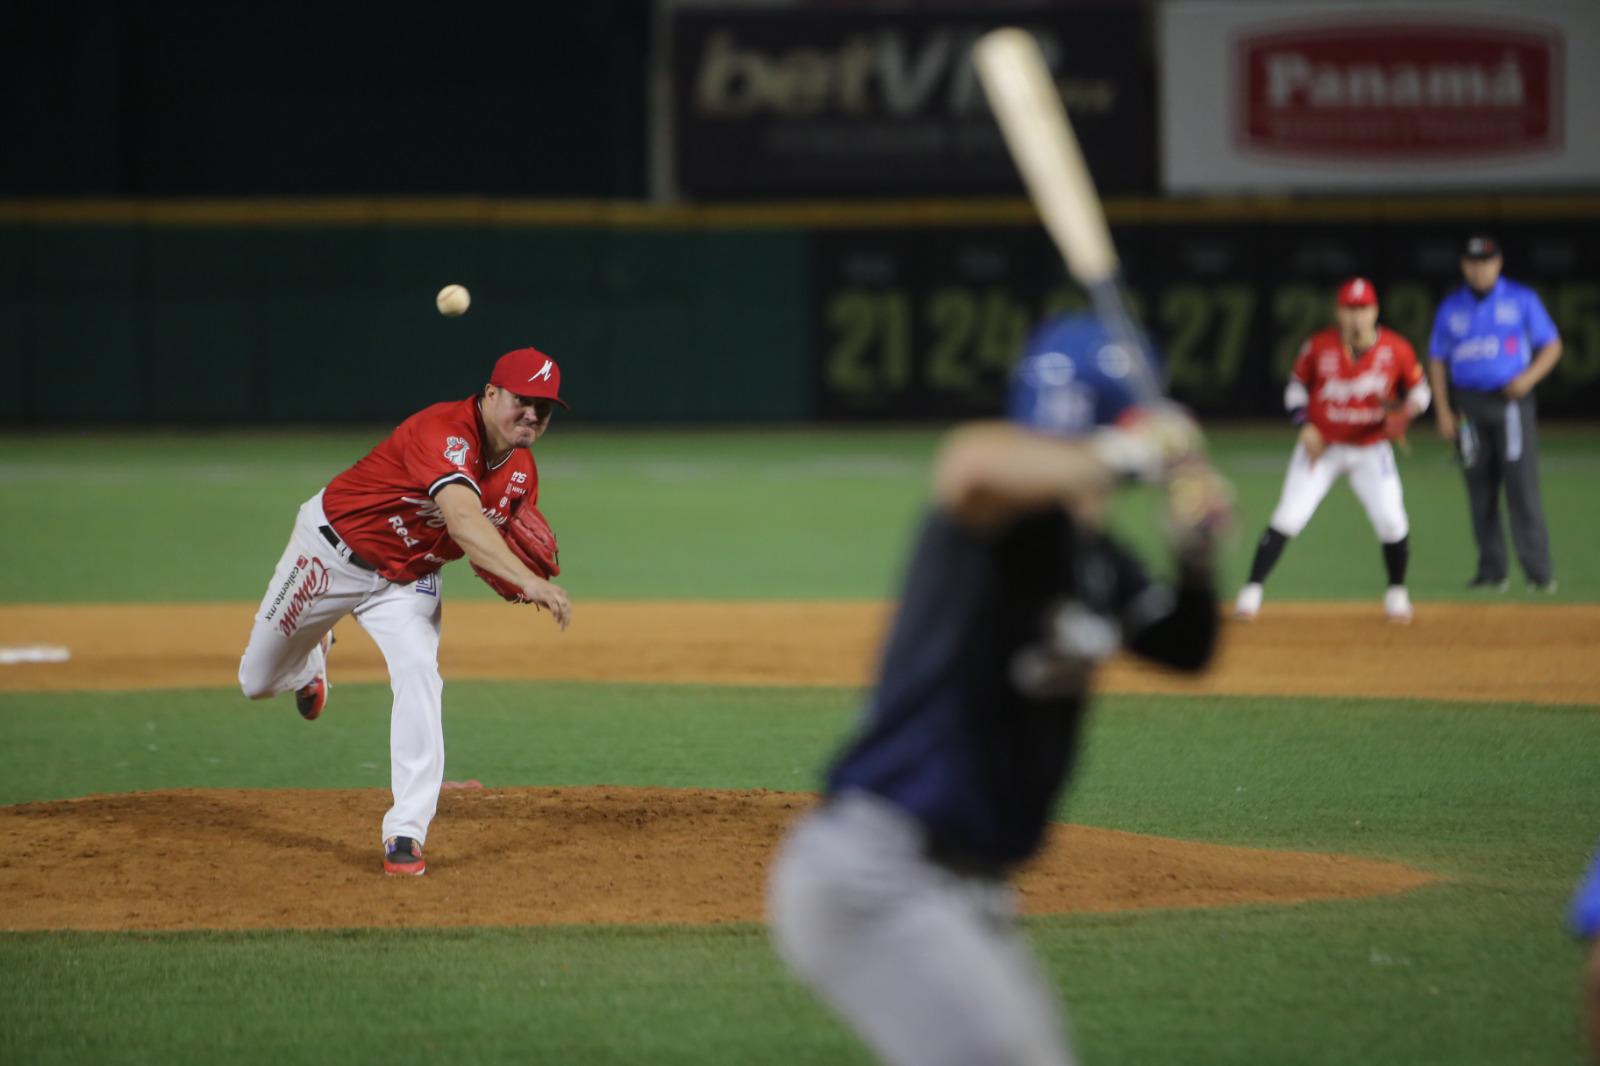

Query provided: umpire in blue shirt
[1426,235,1562,591]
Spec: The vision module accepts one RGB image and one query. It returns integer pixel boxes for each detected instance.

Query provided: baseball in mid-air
[435,284,471,317]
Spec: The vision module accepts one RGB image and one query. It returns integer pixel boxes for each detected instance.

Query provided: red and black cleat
[383,836,426,876]
[293,676,326,721]
[293,632,333,721]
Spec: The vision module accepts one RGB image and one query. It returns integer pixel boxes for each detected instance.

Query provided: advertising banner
[670,5,1154,198]
[1159,1,1600,192]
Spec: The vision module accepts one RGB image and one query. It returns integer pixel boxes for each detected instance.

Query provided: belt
[818,790,1010,881]
[319,524,376,572]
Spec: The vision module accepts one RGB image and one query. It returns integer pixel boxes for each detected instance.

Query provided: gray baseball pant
[768,789,1076,1066]
[1453,389,1553,585]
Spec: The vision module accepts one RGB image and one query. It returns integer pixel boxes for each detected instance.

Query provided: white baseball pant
[238,491,446,845]
[769,790,1076,1066]
[1269,441,1409,543]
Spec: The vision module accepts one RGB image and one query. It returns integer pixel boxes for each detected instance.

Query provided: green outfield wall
[0,221,811,424]
[4,197,1598,424]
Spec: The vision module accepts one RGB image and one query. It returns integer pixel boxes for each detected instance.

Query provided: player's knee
[1270,511,1308,538]
[1377,518,1409,542]
[238,669,274,701]
[389,659,443,695]
[237,641,285,699]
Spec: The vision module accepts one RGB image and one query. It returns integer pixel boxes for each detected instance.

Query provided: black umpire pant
[1452,388,1553,585]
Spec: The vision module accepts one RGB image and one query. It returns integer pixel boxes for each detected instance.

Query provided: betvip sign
[669,6,1155,198]
[1160,1,1600,191]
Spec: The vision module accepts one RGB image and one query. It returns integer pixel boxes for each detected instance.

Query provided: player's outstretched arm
[435,484,571,628]
[935,409,1208,531]
[933,422,1116,532]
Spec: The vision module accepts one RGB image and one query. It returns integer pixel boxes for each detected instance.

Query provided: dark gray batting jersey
[828,506,1217,866]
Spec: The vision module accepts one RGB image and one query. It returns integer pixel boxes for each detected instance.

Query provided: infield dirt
[2,599,1590,931]
[2,600,1596,704]
[0,786,1437,932]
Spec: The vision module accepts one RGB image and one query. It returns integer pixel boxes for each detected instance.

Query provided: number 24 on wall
[825,286,1030,395]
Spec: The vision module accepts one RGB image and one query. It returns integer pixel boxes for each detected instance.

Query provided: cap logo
[527,359,554,383]
[1350,281,1365,298]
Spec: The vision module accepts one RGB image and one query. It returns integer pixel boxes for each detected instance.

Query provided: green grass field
[3,424,1598,1065]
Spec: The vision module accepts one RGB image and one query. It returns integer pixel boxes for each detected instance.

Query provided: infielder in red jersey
[238,347,571,876]
[1235,278,1431,623]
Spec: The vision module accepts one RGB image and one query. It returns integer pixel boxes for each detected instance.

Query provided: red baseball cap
[489,347,568,408]
[1336,277,1378,308]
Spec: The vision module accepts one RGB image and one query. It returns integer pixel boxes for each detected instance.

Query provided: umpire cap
[1463,234,1501,260]
[1008,313,1154,437]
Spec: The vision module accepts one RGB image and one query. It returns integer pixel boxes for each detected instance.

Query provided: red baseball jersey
[322,397,539,583]
[1292,326,1422,446]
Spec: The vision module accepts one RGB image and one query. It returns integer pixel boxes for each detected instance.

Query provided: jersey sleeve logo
[443,436,471,467]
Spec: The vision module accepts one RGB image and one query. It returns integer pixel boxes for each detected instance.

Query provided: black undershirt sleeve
[1109,539,1218,674]
[1124,576,1219,673]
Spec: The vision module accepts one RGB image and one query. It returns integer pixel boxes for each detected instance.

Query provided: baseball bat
[973,27,1162,404]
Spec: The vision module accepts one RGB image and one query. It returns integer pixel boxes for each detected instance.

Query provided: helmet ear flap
[1028,378,1097,437]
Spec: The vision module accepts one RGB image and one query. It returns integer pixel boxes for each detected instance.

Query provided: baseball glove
[1382,402,1415,456]
[1383,406,1413,442]
[473,503,560,602]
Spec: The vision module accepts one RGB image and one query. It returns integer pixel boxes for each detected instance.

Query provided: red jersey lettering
[322,397,540,583]
[1293,326,1422,446]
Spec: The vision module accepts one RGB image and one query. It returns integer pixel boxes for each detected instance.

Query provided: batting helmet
[1008,313,1156,437]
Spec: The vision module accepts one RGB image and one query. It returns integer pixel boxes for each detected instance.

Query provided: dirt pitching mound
[0,786,1436,932]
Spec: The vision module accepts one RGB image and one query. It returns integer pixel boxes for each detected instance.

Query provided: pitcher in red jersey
[238,348,572,876]
[1234,279,1431,624]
